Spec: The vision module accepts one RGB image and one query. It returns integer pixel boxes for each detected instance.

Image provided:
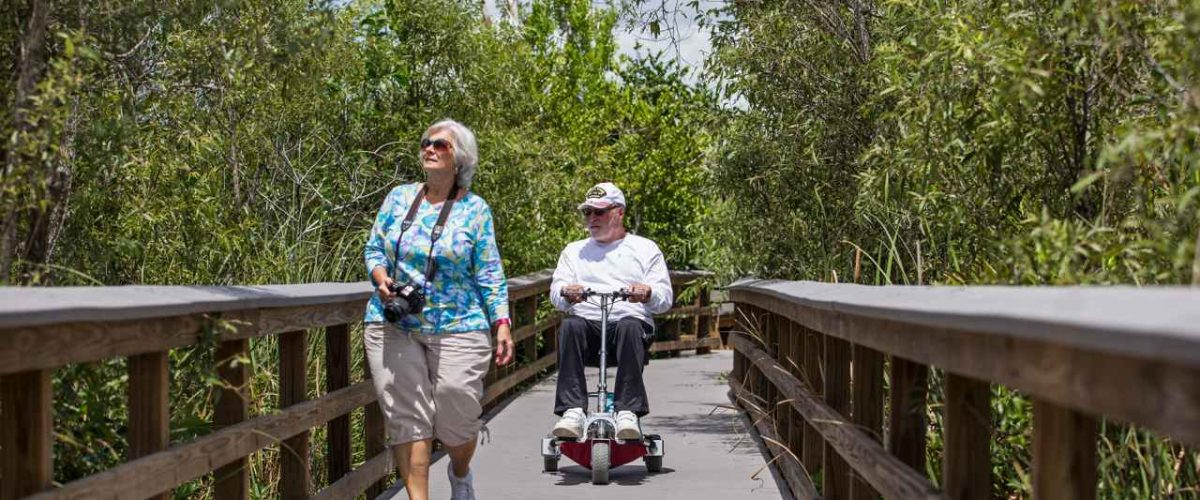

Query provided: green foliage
[703,0,1200,496]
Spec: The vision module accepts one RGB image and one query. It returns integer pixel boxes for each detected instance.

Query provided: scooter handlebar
[559,288,632,301]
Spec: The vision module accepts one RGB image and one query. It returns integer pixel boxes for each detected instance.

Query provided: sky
[483,0,723,83]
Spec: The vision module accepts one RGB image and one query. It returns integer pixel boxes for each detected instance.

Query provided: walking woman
[363,119,514,500]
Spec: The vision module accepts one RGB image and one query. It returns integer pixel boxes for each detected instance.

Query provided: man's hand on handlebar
[562,284,587,304]
[627,283,652,303]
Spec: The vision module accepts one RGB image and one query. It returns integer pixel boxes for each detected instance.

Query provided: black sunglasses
[579,206,617,217]
[420,138,452,151]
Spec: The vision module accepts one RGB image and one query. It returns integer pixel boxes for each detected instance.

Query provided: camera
[382,282,425,322]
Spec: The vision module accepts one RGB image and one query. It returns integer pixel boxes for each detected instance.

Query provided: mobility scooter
[540,288,665,485]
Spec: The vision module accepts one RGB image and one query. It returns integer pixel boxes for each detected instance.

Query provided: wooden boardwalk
[391,350,785,500]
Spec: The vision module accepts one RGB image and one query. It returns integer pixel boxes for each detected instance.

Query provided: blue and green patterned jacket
[363,183,509,333]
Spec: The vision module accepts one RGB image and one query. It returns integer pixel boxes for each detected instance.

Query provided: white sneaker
[552,408,586,438]
[615,411,641,440]
[448,461,476,500]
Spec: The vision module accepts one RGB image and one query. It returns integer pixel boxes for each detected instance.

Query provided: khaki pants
[363,323,492,447]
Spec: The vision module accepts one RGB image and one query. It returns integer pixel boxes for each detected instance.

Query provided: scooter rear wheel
[543,456,558,472]
[645,455,662,473]
[591,441,610,485]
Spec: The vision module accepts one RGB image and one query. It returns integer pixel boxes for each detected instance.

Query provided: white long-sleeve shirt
[550,234,673,323]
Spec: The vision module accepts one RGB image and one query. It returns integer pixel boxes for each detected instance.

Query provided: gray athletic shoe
[448,461,476,500]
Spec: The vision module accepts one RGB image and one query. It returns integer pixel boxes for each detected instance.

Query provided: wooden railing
[728,279,1200,500]
[0,270,718,499]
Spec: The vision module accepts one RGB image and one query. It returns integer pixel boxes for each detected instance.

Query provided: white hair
[419,119,478,189]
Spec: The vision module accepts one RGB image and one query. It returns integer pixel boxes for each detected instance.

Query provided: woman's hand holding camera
[372,267,397,301]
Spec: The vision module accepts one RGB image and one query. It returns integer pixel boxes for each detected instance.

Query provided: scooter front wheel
[591,441,610,485]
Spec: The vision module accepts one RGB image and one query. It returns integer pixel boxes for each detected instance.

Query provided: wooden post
[214,339,249,500]
[944,373,992,500]
[1,369,52,499]
[129,351,171,500]
[823,336,852,499]
[851,344,884,500]
[696,285,713,354]
[523,297,538,365]
[325,324,351,485]
[279,330,311,499]
[1033,399,1097,500]
[801,326,824,472]
[887,356,928,474]
[363,342,388,499]
[785,320,805,467]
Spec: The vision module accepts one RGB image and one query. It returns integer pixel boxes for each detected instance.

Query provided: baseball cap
[577,182,626,210]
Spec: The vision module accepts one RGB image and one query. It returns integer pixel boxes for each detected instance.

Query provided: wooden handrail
[728,279,1200,500]
[0,269,721,499]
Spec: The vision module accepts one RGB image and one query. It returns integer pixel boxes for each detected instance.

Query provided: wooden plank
[729,383,821,500]
[507,269,554,301]
[325,324,351,484]
[1033,399,1097,500]
[214,339,249,500]
[0,314,212,375]
[255,302,362,338]
[128,351,170,500]
[311,450,393,500]
[648,336,721,353]
[0,282,371,328]
[27,382,376,500]
[730,335,945,500]
[1,369,52,499]
[279,331,311,499]
[823,335,852,499]
[730,285,1200,446]
[482,353,556,406]
[851,344,884,500]
[888,356,928,473]
[943,373,991,500]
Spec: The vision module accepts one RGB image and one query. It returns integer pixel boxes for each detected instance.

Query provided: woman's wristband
[494,318,511,328]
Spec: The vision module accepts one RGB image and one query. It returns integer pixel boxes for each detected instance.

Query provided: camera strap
[395,184,460,285]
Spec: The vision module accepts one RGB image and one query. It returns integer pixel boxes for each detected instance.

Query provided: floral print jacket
[363,183,509,333]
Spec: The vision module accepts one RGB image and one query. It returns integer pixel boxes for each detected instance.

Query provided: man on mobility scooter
[543,182,673,482]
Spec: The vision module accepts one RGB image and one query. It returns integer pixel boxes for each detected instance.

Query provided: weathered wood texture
[279,331,311,500]
[128,351,170,500]
[324,324,351,484]
[728,382,821,500]
[729,281,1200,446]
[1033,399,1097,500]
[214,339,249,500]
[730,335,946,500]
[0,270,722,500]
[888,356,929,473]
[943,374,991,500]
[311,450,392,500]
[850,344,883,500]
[28,383,375,500]
[731,279,1200,500]
[1,369,53,499]
[823,336,852,499]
